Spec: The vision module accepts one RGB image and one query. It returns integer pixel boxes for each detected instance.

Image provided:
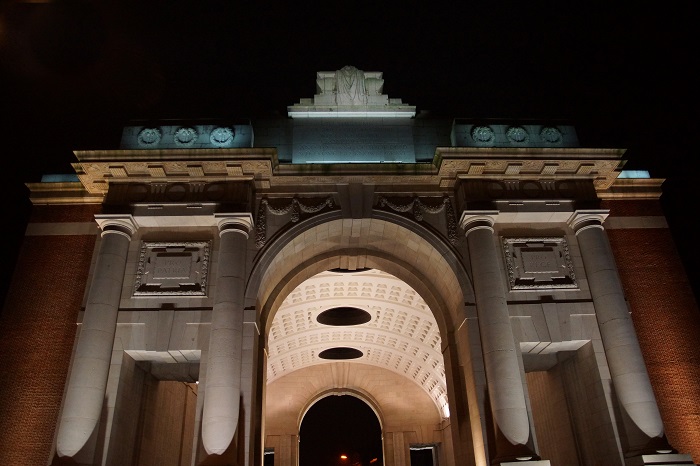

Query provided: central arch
[250,214,475,338]
[250,214,481,466]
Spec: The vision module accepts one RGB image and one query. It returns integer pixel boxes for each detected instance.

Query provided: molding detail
[567,210,610,234]
[68,148,625,196]
[502,237,577,290]
[133,241,211,296]
[255,196,335,248]
[216,213,254,238]
[378,195,458,245]
[94,214,137,239]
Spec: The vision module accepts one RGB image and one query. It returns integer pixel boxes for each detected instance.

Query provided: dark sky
[0,3,697,302]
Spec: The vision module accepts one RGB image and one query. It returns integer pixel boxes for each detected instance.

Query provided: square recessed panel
[134,241,211,295]
[502,237,577,290]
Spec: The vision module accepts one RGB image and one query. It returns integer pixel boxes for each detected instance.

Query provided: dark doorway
[264,448,274,466]
[299,395,382,466]
[410,445,437,466]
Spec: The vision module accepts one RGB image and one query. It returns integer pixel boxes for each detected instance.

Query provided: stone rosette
[506,126,529,144]
[174,127,198,147]
[137,127,162,147]
[540,126,562,144]
[209,126,235,147]
[471,125,495,144]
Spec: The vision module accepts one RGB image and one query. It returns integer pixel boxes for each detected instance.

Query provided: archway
[299,395,382,466]
[253,215,479,466]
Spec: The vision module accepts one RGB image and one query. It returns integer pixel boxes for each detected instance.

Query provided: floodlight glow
[289,111,415,118]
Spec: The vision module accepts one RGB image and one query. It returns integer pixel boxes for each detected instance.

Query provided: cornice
[25,181,104,205]
[72,149,276,195]
[435,147,626,191]
[66,147,628,197]
[596,177,665,200]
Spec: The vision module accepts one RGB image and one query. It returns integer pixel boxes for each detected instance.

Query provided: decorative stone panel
[134,241,211,296]
[502,237,577,290]
[451,121,579,147]
[120,123,253,149]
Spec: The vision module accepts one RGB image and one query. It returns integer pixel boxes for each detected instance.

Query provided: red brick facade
[0,205,99,465]
[604,199,700,459]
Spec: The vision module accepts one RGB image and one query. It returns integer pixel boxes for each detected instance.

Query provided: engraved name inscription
[134,241,211,296]
[502,237,578,290]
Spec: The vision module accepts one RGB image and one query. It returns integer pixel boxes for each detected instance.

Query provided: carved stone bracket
[378,195,458,245]
[255,196,335,248]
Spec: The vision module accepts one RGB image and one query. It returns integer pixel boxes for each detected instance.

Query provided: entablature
[28,146,660,207]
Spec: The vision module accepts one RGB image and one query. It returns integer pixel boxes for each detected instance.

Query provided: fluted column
[56,215,137,460]
[460,213,538,464]
[202,213,253,456]
[569,211,673,456]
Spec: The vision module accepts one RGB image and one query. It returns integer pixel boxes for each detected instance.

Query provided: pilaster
[54,215,137,463]
[568,210,679,460]
[460,212,541,465]
[200,213,253,462]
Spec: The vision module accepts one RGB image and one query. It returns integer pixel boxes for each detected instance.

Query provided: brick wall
[603,199,665,217]
[0,204,98,465]
[605,200,700,460]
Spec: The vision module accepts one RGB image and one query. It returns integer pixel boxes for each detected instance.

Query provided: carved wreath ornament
[378,195,458,245]
[255,197,335,248]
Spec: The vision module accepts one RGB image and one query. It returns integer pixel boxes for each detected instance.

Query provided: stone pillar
[460,214,540,465]
[568,211,675,458]
[55,215,136,462]
[201,214,253,458]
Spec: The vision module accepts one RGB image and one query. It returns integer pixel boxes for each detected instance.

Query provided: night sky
[300,395,382,466]
[0,0,696,440]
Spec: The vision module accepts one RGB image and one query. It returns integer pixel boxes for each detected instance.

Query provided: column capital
[459,211,499,237]
[94,214,137,239]
[215,213,254,238]
[567,210,609,235]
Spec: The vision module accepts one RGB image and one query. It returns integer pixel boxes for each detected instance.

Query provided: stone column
[201,214,253,457]
[568,211,673,456]
[55,215,137,461]
[460,214,539,464]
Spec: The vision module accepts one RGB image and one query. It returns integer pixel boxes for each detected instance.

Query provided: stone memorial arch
[2,67,698,466]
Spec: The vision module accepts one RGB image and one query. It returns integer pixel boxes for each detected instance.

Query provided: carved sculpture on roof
[287,66,416,116]
[335,65,368,105]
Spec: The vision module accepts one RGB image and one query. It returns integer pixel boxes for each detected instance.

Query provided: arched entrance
[252,215,480,466]
[299,395,382,466]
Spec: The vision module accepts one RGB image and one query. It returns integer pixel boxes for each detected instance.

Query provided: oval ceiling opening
[317,307,372,326]
[318,347,364,360]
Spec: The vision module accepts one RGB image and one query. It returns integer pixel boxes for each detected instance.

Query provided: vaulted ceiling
[267,269,449,418]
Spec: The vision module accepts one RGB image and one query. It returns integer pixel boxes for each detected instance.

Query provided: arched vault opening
[252,215,477,466]
[249,215,474,340]
[267,268,450,418]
